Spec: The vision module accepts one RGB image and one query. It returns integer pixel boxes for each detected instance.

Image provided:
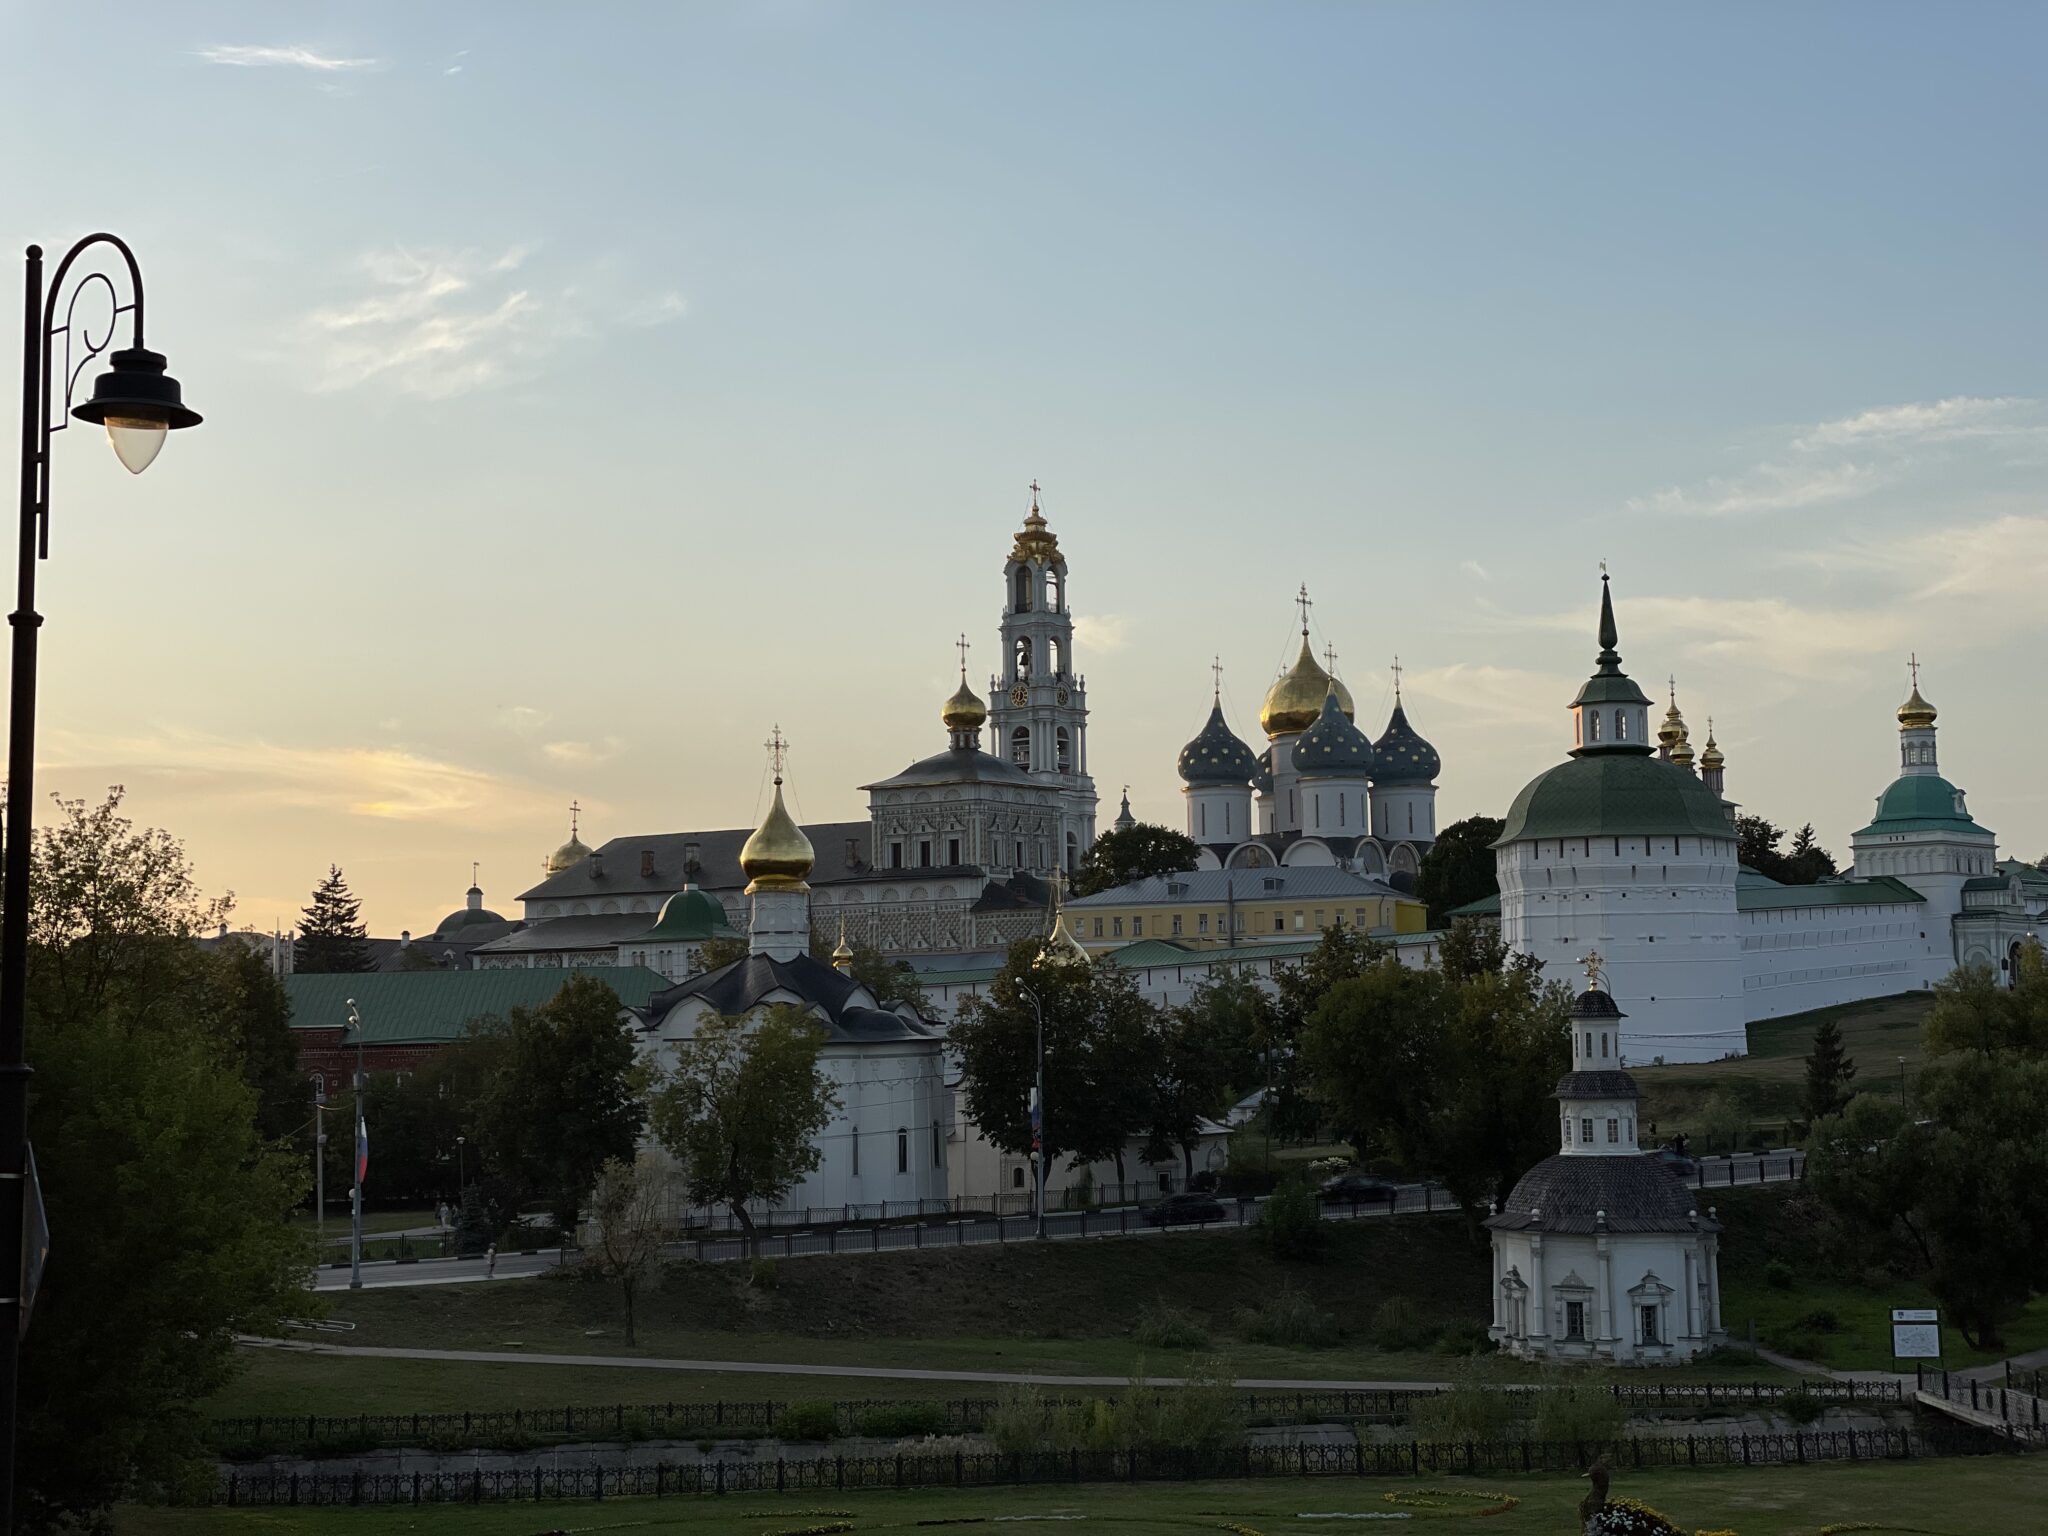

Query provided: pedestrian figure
[486,1242,497,1278]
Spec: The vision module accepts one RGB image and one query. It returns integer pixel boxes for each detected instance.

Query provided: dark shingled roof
[1292,690,1376,778]
[862,746,1040,790]
[1556,1070,1641,1100]
[647,952,940,1045]
[1485,1154,1714,1235]
[1178,701,1261,787]
[518,822,871,904]
[1371,699,1441,786]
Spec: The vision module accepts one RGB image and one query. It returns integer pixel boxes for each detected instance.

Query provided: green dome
[639,888,736,942]
[1856,773,1981,836]
[1496,752,1735,845]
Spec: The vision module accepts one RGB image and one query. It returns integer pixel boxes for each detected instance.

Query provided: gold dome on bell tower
[740,726,815,892]
[1898,655,1938,730]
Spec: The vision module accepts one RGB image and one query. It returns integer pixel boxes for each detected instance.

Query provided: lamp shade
[70,346,201,473]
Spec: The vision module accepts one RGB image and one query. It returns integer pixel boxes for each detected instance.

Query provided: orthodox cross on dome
[1212,655,1224,701]
[1028,478,1041,512]
[1391,655,1403,698]
[471,860,479,887]
[1909,652,1920,689]
[1668,674,1677,706]
[1580,949,1607,991]
[1295,583,1313,636]
[764,724,789,781]
[1598,559,1608,577]
[956,632,971,678]
[568,799,580,837]
[1323,642,1340,674]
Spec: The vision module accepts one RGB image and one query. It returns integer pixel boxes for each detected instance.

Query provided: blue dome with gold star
[1372,698,1440,785]
[1178,701,1261,786]
[1292,688,1376,778]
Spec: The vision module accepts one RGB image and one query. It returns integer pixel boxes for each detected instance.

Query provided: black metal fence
[215,1424,1990,1508]
[210,1378,1900,1457]
[1916,1365,2048,1439]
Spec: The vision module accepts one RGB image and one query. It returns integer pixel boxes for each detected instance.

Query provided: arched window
[1012,1166,1025,1188]
[1588,711,1602,743]
[1049,571,1064,612]
[1615,711,1628,741]
[1013,568,1033,612]
[1010,726,1031,767]
[310,1072,327,1103]
[1051,636,1066,676]
[1055,727,1071,772]
[1013,636,1032,680]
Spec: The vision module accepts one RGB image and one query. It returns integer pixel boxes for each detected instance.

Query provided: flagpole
[346,999,365,1291]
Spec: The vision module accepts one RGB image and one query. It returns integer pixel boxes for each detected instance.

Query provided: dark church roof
[518,821,871,904]
[646,951,939,1045]
[863,746,1039,790]
[1485,1154,1714,1236]
[1556,1070,1641,1099]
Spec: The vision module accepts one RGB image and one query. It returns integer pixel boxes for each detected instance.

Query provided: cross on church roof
[1212,655,1224,701]
[568,799,580,837]
[471,860,479,887]
[956,632,971,677]
[1909,652,1920,688]
[1324,642,1339,674]
[1028,479,1041,511]
[1580,949,1607,990]
[1296,583,1313,635]
[1391,655,1403,697]
[764,725,788,780]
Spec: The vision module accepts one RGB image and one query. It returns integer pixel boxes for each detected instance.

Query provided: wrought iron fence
[209,1378,1901,1457]
[215,1424,1986,1507]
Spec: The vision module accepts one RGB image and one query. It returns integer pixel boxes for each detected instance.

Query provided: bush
[1367,1296,1434,1352]
[983,1386,1049,1456]
[1134,1303,1212,1351]
[1409,1355,1525,1439]
[1433,1319,1496,1357]
[749,1257,779,1290]
[981,1369,1243,1456]
[1235,1288,1338,1349]
[1529,1369,1625,1443]
[1779,1387,1825,1426]
[1257,1178,1328,1262]
[853,1402,948,1438]
[1796,1308,1841,1334]
[775,1401,841,1442]
[1763,1259,1794,1290]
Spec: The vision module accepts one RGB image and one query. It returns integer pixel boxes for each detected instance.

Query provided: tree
[1070,822,1200,898]
[13,791,306,1528]
[649,1005,839,1233]
[1736,816,1835,885]
[1263,926,1389,1143]
[294,865,374,973]
[950,940,1162,1188]
[693,933,748,974]
[1784,823,1839,885]
[467,973,649,1236]
[192,943,304,1143]
[1437,917,1543,986]
[1808,1056,2048,1348]
[581,1157,672,1344]
[1144,1006,1236,1179]
[1802,1016,1858,1127]
[1413,816,1504,927]
[1170,969,1271,1104]
[1925,943,2048,1058]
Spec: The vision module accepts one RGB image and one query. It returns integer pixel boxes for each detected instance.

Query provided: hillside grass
[118,1458,2048,1536]
[1633,992,1934,1147]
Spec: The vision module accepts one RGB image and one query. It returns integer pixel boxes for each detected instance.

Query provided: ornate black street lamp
[2,235,202,1525]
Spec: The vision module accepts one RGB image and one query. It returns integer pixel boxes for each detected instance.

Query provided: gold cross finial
[1909,652,1920,688]
[1581,949,1606,990]
[568,799,580,836]
[1391,655,1403,697]
[956,632,971,678]
[765,725,788,780]
[1295,583,1313,636]
[471,860,479,887]
[1669,674,1677,706]
[1211,655,1224,701]
[1028,478,1041,512]
[1323,642,1339,673]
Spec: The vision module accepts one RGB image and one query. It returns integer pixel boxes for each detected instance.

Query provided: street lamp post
[456,1134,466,1194]
[1018,982,1047,1240]
[346,1000,366,1290]
[1898,1054,1907,1109]
[1,235,201,1529]
[313,1092,327,1246]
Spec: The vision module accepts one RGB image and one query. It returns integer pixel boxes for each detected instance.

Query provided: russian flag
[356,1114,369,1185]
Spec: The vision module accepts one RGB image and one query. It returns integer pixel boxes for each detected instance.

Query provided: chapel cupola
[741,726,815,960]
[1259,587,1351,739]
[1897,655,1940,775]
[1699,722,1725,795]
[1568,574,1654,757]
[942,634,988,750]
[1557,954,1641,1157]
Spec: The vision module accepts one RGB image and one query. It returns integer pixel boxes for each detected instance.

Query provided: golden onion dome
[545,832,592,875]
[1670,733,1696,769]
[831,921,855,973]
[1898,685,1937,730]
[1011,502,1061,564]
[740,776,815,891]
[1260,635,1337,739]
[942,673,987,732]
[1699,730,1724,771]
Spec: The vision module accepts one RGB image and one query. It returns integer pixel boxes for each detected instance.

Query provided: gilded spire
[831,916,855,973]
[1898,654,1937,730]
[740,726,815,892]
[1040,871,1091,966]
[1700,718,1724,772]
[942,634,987,733]
[1010,479,1061,563]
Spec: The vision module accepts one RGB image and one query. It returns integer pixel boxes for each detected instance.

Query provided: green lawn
[1633,992,1933,1148]
[116,1459,2048,1536]
[293,1209,440,1240]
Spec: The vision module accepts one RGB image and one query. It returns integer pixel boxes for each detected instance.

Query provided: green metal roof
[285,967,670,1045]
[1446,891,1502,917]
[1737,876,1925,911]
[623,889,735,943]
[1852,773,1983,839]
[1496,752,1735,845]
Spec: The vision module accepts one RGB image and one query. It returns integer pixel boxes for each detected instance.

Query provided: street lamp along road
[0,234,203,1532]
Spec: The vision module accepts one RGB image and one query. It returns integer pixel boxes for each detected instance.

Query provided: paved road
[246,1335,1450,1391]
[312,1149,1803,1293]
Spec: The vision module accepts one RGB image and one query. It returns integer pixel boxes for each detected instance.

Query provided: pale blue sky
[2,3,2043,931]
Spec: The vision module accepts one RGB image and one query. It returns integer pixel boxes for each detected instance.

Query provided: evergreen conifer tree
[1803,1016,1858,1125]
[294,865,374,973]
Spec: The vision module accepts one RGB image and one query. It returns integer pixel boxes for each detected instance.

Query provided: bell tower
[988,483,1097,871]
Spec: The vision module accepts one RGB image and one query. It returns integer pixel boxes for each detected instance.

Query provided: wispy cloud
[1800,513,2048,603]
[1459,559,1491,582]
[497,704,551,737]
[299,246,685,399]
[1403,663,1576,731]
[1075,614,1132,653]
[1629,396,2044,518]
[42,727,555,822]
[198,44,381,72]
[542,737,627,767]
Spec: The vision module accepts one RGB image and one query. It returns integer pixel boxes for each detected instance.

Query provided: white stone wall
[1370,784,1436,845]
[1497,832,1744,1064]
[1491,1226,1722,1364]
[1739,900,1946,1021]
[1184,785,1253,845]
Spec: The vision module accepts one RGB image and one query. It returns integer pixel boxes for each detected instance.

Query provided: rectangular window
[1641,1305,1660,1344]
[1016,840,1024,866]
[1293,911,1304,931]
[1093,917,1104,937]
[918,840,932,867]
[1132,916,1143,937]
[851,1128,859,1177]
[1566,1301,1586,1340]
[1313,909,1324,929]
[897,1129,908,1174]
[1563,1118,1572,1144]
[1112,917,1123,937]
[1581,1117,1594,1143]
[889,843,903,869]
[1273,914,1285,933]
[933,1120,943,1167]
[947,838,960,865]
[1171,914,1183,935]
[1197,912,1209,934]
[1607,1118,1619,1143]
[1355,908,1366,927]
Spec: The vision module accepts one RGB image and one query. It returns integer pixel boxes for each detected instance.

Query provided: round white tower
[1493,575,1744,1065]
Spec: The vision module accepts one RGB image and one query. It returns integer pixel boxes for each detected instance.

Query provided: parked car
[1319,1172,1399,1206]
[1141,1192,1227,1227]
[1646,1146,1697,1180]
